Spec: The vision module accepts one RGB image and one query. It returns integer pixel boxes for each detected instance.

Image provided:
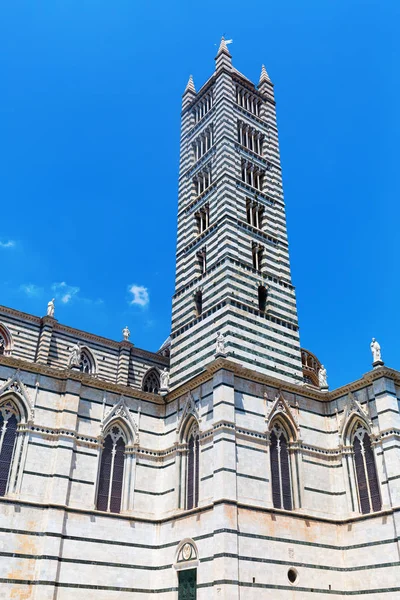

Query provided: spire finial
[216,36,232,57]
[184,74,196,94]
[259,64,270,84]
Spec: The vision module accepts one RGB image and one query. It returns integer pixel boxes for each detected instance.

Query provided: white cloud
[52,282,80,304]
[128,284,149,307]
[20,283,43,296]
[0,240,15,249]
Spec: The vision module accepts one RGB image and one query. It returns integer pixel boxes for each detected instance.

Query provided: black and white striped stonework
[170,43,303,388]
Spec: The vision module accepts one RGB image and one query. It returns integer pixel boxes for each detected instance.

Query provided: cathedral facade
[0,40,399,599]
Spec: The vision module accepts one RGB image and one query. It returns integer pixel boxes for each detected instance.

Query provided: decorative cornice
[0,355,166,405]
[0,304,168,365]
[166,358,400,405]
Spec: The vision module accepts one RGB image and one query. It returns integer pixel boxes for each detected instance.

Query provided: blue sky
[0,1,398,389]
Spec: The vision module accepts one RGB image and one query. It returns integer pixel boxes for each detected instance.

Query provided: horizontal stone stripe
[236,442,266,454]
[302,459,342,469]
[136,461,175,470]
[301,425,339,435]
[2,577,399,595]
[135,488,174,496]
[0,522,399,552]
[0,578,177,594]
[304,487,346,496]
[29,441,97,457]
[23,471,94,485]
[2,549,399,576]
[377,408,399,416]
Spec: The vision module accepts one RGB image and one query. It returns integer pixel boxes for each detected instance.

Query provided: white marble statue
[318,365,328,388]
[122,326,130,341]
[370,338,382,363]
[69,342,82,368]
[47,298,55,318]
[216,331,226,355]
[160,368,170,390]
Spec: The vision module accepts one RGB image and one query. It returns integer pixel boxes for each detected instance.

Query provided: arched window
[186,423,200,510]
[270,423,292,510]
[0,323,12,356]
[79,348,95,374]
[353,424,381,514]
[96,424,126,513]
[142,368,160,394]
[0,401,19,496]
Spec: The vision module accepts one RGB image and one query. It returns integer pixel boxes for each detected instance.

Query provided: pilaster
[117,341,131,386]
[35,316,55,365]
[373,375,400,507]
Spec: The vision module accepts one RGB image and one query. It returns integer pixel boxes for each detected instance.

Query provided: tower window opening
[236,85,261,116]
[246,199,263,229]
[241,160,264,191]
[252,243,264,271]
[197,249,206,275]
[238,122,263,155]
[193,91,213,124]
[258,285,268,312]
[195,205,209,235]
[194,290,202,317]
[193,126,213,162]
[193,167,212,197]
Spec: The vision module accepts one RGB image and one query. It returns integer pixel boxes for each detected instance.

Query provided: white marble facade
[0,39,400,600]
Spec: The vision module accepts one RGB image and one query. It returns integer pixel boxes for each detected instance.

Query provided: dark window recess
[96,435,113,511]
[186,426,200,510]
[194,291,202,316]
[270,431,281,508]
[280,435,292,510]
[143,369,160,394]
[96,429,126,514]
[270,427,292,510]
[258,286,268,312]
[178,568,197,600]
[288,569,298,584]
[354,429,381,514]
[0,412,18,496]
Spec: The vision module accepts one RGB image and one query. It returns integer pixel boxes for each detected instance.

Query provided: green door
[178,569,197,600]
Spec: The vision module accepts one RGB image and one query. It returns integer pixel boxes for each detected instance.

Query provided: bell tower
[169,38,303,389]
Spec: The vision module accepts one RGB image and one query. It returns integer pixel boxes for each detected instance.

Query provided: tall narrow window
[142,368,160,394]
[0,403,18,497]
[0,324,12,356]
[96,425,126,513]
[246,199,263,229]
[79,349,95,374]
[197,249,206,275]
[252,243,263,271]
[258,285,268,312]
[194,290,202,317]
[353,424,381,514]
[270,424,292,510]
[186,424,200,510]
[195,205,209,235]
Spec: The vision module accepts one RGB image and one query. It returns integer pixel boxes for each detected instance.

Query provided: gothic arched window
[270,423,292,510]
[79,348,95,374]
[0,323,12,356]
[96,424,126,513]
[0,402,19,496]
[0,333,5,356]
[142,369,160,394]
[186,423,200,510]
[353,424,381,514]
